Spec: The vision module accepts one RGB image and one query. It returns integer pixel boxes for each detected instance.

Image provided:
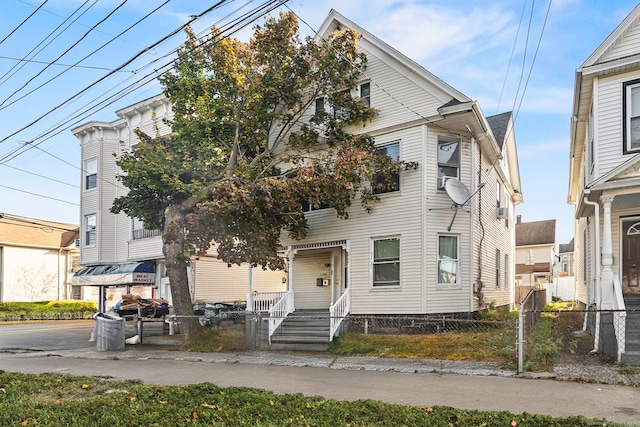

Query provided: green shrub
[0,301,97,321]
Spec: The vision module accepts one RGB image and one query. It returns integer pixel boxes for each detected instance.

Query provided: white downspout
[470,136,476,313]
[583,193,600,353]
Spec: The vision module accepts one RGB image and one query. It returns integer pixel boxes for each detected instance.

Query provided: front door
[622,220,640,294]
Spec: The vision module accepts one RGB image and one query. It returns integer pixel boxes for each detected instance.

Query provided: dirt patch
[550,311,613,366]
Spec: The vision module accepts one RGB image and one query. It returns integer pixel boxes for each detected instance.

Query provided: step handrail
[268,290,294,344]
[329,288,350,341]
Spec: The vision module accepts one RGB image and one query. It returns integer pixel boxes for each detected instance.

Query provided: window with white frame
[374,141,400,193]
[313,97,325,123]
[372,237,400,287]
[496,181,502,208]
[359,82,370,107]
[85,158,97,190]
[84,214,96,246]
[496,249,501,288]
[504,253,509,288]
[437,136,460,189]
[437,234,458,285]
[623,79,640,153]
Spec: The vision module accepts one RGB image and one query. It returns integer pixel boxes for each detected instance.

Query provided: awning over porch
[72,261,156,286]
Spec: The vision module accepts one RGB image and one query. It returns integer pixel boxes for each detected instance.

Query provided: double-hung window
[359,82,370,107]
[372,237,400,287]
[437,136,460,189]
[496,249,501,288]
[85,158,97,190]
[374,141,400,193]
[313,97,326,124]
[84,214,96,246]
[623,79,640,153]
[437,235,458,285]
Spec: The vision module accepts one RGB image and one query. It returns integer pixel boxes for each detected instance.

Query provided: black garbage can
[94,313,125,351]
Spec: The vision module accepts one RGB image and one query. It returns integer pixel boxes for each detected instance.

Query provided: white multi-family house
[568,4,640,363]
[71,95,286,312]
[72,9,522,347]
[0,214,82,302]
[271,10,522,343]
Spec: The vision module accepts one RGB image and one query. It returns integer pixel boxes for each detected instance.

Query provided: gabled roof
[559,238,574,254]
[316,10,471,105]
[487,112,511,150]
[569,4,640,202]
[516,219,556,247]
[0,215,79,248]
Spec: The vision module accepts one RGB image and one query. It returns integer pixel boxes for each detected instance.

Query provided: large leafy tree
[112,12,415,333]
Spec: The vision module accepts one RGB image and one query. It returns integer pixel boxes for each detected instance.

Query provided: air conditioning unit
[74,239,80,247]
[438,176,449,190]
[496,207,509,219]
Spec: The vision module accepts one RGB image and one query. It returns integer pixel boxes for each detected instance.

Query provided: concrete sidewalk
[1,346,639,425]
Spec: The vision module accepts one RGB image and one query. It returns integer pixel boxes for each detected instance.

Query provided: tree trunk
[163,203,200,336]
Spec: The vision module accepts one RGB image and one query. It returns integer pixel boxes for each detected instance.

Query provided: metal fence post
[518,303,524,374]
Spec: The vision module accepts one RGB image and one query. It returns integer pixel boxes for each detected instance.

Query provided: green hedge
[0,301,97,321]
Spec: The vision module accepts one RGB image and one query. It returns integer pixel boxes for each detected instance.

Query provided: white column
[288,249,296,292]
[600,195,615,309]
[246,265,253,312]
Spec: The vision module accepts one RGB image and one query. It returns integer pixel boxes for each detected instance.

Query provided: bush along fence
[0,301,97,321]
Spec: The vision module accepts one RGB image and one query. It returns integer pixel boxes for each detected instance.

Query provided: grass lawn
[0,371,625,427]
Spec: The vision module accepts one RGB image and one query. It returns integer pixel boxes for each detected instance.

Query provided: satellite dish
[445,178,471,206]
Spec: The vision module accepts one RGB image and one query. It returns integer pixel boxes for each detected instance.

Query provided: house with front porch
[267,10,523,346]
[568,3,640,363]
[72,9,523,348]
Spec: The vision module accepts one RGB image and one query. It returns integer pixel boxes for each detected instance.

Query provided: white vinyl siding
[192,257,285,303]
[601,22,640,63]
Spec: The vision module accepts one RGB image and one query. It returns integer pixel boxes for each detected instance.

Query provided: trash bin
[94,313,125,351]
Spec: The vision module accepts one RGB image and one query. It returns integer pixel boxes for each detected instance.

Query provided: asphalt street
[1,321,639,425]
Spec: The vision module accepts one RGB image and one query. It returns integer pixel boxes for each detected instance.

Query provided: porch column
[600,195,615,309]
[287,249,296,292]
[246,265,253,312]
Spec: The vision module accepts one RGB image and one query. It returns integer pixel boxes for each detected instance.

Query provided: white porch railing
[249,291,288,313]
[329,288,351,341]
[268,290,294,344]
[612,275,626,362]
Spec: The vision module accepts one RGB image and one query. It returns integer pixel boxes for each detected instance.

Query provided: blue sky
[0,0,637,247]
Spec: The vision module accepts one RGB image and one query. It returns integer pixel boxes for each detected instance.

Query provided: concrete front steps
[621,295,640,365]
[269,310,332,352]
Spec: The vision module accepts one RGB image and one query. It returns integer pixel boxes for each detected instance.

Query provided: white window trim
[374,140,401,195]
[624,79,640,153]
[437,136,460,190]
[437,233,460,288]
[84,213,97,247]
[84,158,97,191]
[358,81,371,107]
[370,236,401,289]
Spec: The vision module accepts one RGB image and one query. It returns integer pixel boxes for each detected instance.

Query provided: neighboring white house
[0,214,84,302]
[514,217,556,303]
[72,10,522,343]
[568,3,640,362]
[275,10,523,319]
[72,99,286,311]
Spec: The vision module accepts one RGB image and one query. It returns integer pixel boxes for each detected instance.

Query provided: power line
[0,0,97,88]
[0,0,232,148]
[0,0,130,109]
[0,0,49,47]
[0,54,133,73]
[0,0,170,112]
[496,0,528,114]
[0,163,78,188]
[0,183,79,206]
[0,0,288,164]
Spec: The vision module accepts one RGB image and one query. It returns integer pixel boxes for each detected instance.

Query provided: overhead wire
[0,0,130,109]
[0,0,49,47]
[1,0,288,164]
[0,0,97,87]
[0,163,78,188]
[0,0,171,112]
[0,0,289,198]
[0,0,232,148]
[0,183,79,206]
[495,0,528,114]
